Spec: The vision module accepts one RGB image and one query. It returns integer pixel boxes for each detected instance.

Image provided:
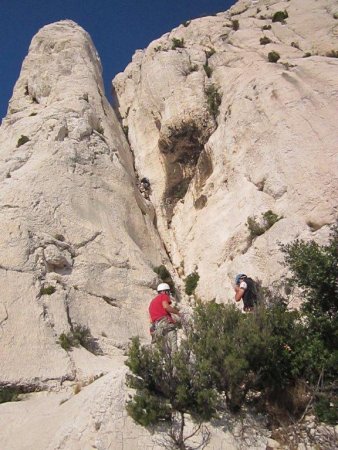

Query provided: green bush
[96,124,104,134]
[263,210,282,228]
[72,325,91,347]
[0,387,20,404]
[281,225,338,319]
[303,52,312,58]
[260,36,272,45]
[58,332,73,351]
[247,216,265,238]
[314,393,338,425]
[58,325,92,351]
[122,125,129,137]
[125,336,217,448]
[127,227,338,430]
[188,64,198,73]
[247,210,282,240]
[262,24,272,30]
[191,301,307,414]
[40,286,56,296]
[185,271,200,295]
[326,50,338,58]
[16,135,30,147]
[153,264,174,287]
[53,234,65,242]
[281,225,338,421]
[203,63,213,78]
[272,10,288,23]
[205,85,222,117]
[153,264,171,281]
[231,19,239,30]
[172,38,185,49]
[268,51,280,63]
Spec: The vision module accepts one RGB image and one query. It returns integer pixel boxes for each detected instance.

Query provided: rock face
[0,20,167,387]
[113,0,338,302]
[0,1,337,449]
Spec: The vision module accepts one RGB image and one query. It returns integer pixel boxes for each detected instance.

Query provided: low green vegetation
[291,41,300,49]
[153,264,171,282]
[268,50,280,63]
[205,85,222,117]
[326,50,338,58]
[53,234,65,242]
[231,19,239,30]
[126,226,338,448]
[153,264,174,291]
[263,210,283,228]
[314,394,338,425]
[58,325,92,351]
[96,124,104,134]
[272,10,288,23]
[247,216,265,238]
[40,285,56,296]
[126,335,217,448]
[182,63,198,75]
[203,63,213,78]
[262,24,272,30]
[16,135,30,147]
[0,387,20,404]
[247,210,282,240]
[171,38,185,50]
[260,36,271,45]
[122,125,129,137]
[184,270,200,295]
[303,52,312,58]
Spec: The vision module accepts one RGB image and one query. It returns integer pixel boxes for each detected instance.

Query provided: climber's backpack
[242,277,258,310]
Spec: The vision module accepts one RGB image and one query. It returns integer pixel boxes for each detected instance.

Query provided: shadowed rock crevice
[159,120,214,219]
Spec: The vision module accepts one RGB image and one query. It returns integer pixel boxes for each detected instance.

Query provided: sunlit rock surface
[0,0,337,448]
[114,0,338,302]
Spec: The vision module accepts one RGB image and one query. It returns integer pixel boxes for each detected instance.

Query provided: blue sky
[0,0,235,119]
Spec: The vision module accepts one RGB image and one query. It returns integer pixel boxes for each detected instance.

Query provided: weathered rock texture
[0,20,167,386]
[0,0,338,448]
[114,0,338,302]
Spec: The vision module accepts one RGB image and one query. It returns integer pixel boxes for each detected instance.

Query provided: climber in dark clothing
[234,273,258,312]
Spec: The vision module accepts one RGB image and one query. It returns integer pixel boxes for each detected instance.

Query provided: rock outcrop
[0,20,167,387]
[0,1,337,449]
[113,0,338,302]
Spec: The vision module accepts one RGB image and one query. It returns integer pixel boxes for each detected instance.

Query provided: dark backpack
[242,277,258,309]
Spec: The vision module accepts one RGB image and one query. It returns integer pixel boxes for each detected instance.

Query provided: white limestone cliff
[0,20,168,387]
[0,0,337,448]
[113,0,338,302]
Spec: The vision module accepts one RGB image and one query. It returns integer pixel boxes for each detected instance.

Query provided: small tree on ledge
[125,336,218,449]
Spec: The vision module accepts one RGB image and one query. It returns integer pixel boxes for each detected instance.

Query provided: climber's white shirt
[239,280,247,290]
